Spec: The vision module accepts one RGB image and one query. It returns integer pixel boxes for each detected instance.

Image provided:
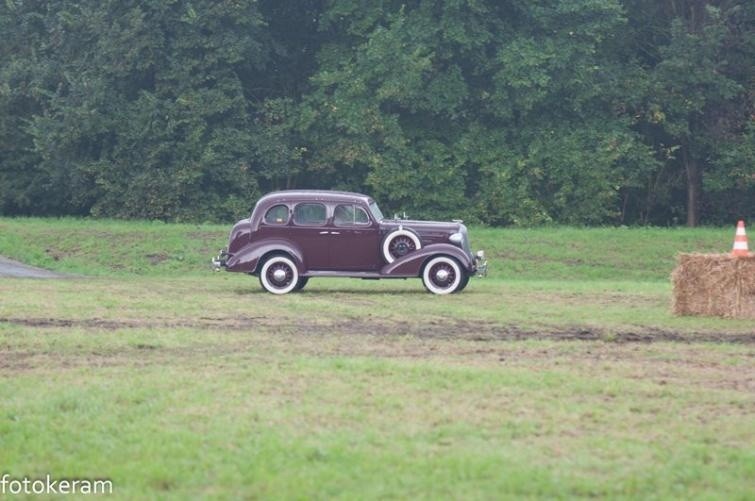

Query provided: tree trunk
[684,152,701,227]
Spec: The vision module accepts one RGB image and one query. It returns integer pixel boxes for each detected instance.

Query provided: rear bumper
[212,248,229,271]
[474,250,488,277]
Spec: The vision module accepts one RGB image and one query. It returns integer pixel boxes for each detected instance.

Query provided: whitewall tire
[382,229,422,263]
[259,256,299,295]
[422,256,463,295]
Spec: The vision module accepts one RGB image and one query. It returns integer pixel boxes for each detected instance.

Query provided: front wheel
[259,255,299,295]
[455,273,470,293]
[422,256,464,295]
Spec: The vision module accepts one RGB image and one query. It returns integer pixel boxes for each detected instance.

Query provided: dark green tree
[299,0,658,223]
[0,0,752,224]
[1,0,272,220]
[620,0,754,225]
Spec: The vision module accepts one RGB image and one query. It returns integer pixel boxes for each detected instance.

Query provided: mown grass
[1,275,753,334]
[0,217,228,276]
[0,217,753,499]
[0,217,738,280]
[1,322,753,499]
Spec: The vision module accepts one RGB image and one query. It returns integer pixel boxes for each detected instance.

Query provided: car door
[328,203,382,271]
[288,202,330,270]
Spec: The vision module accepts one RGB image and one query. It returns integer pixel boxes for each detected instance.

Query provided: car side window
[334,204,370,226]
[293,203,327,226]
[264,204,289,225]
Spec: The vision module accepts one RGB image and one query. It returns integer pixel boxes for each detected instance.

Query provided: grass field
[0,217,753,499]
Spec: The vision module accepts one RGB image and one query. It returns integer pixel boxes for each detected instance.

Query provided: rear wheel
[422,256,463,295]
[293,277,309,291]
[259,255,299,295]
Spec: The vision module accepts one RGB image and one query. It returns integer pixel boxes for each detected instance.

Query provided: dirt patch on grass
[2,318,752,396]
[45,247,77,261]
[146,253,170,265]
[0,351,35,372]
[278,317,754,345]
[0,316,263,330]
[1,316,753,345]
[187,231,226,256]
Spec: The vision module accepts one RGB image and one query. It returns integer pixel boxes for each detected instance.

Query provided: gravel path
[0,256,69,278]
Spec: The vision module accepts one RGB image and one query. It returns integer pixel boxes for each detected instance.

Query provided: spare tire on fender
[382,228,422,263]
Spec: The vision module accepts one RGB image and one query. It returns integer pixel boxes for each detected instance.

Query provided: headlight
[449,232,463,245]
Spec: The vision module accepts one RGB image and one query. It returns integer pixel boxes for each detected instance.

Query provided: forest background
[1,0,752,226]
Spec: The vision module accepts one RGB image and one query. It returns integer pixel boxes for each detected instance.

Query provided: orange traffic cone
[732,220,750,257]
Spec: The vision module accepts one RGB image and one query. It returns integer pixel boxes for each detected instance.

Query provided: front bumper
[474,250,488,277]
[212,248,229,271]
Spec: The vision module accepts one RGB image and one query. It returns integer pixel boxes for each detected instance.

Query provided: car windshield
[368,201,384,221]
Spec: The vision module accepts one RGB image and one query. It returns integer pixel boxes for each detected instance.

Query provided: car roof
[257,190,372,205]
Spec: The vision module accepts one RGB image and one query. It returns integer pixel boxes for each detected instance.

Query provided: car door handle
[330,231,341,235]
[319,231,329,234]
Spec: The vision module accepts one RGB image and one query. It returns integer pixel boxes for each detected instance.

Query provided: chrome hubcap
[435,269,450,282]
[273,269,287,282]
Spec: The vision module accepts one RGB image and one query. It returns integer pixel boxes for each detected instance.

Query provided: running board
[302,270,411,279]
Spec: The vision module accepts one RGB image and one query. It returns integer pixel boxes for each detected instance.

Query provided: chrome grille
[460,225,472,256]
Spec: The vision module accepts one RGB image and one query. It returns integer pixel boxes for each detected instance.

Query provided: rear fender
[380,243,473,277]
[226,239,304,274]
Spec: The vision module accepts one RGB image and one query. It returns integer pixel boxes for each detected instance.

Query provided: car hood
[381,219,462,235]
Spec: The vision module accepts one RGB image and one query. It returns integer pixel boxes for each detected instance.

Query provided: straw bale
[671,253,755,318]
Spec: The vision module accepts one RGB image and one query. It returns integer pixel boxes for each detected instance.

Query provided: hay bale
[672,253,755,318]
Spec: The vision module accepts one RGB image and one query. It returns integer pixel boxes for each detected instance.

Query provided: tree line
[0,0,752,225]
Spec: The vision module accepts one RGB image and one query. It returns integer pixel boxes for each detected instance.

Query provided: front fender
[226,238,304,274]
[380,243,474,277]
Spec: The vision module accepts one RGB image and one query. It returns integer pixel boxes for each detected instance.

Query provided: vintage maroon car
[213,190,487,294]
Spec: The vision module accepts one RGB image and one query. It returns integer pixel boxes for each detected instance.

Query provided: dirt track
[0,256,68,278]
[1,316,753,344]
